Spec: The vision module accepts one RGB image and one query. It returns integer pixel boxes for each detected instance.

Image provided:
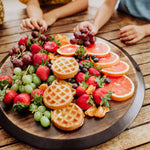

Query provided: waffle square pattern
[51,56,79,79]
[52,103,85,131]
[43,82,73,110]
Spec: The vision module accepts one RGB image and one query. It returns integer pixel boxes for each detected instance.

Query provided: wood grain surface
[0,0,149,149]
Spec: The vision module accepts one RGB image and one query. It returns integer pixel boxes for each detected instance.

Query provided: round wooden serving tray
[0,34,145,150]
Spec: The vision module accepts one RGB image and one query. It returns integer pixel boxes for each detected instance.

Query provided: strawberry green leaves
[100,91,112,107]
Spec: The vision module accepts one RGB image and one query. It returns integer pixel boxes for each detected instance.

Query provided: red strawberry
[76,72,85,83]
[76,85,86,96]
[0,75,13,84]
[79,59,90,65]
[3,89,18,104]
[30,43,42,55]
[86,76,97,87]
[18,37,28,46]
[31,88,44,99]
[89,68,101,77]
[13,93,31,105]
[76,94,92,110]
[93,88,109,105]
[36,65,50,81]
[43,41,58,52]
[33,52,48,66]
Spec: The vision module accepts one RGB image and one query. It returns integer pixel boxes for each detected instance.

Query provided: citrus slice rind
[95,52,120,68]
[104,75,135,101]
[101,60,129,76]
[57,44,79,56]
[85,42,111,57]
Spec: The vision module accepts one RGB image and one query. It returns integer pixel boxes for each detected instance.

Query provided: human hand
[20,18,48,31]
[119,25,146,44]
[74,21,98,35]
[43,13,57,27]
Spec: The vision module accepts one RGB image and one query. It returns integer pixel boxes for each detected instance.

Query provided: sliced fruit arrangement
[0,27,135,131]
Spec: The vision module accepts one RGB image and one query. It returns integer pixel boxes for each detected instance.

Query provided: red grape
[22,54,32,63]
[70,38,77,44]
[80,28,89,34]
[31,31,39,38]
[12,46,20,54]
[13,59,24,68]
[88,32,94,38]
[89,36,96,44]
[40,27,46,33]
[9,49,14,56]
[74,32,81,39]
[40,34,47,41]
[19,45,26,52]
[80,33,87,40]
[84,41,90,47]
[23,51,32,57]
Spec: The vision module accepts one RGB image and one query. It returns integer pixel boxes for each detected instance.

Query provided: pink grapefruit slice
[57,44,79,56]
[95,52,120,68]
[104,75,135,101]
[101,61,129,76]
[85,42,110,57]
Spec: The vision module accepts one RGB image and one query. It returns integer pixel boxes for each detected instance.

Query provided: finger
[73,26,80,32]
[120,34,136,41]
[31,19,40,30]
[125,38,139,44]
[25,19,35,30]
[20,24,25,31]
[120,25,134,34]
[120,30,134,38]
[38,20,47,30]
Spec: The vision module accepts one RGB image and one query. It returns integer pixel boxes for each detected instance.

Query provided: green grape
[24,84,33,94]
[32,73,37,78]
[44,111,51,119]
[38,106,46,113]
[15,79,21,84]
[12,75,21,81]
[22,75,32,84]
[14,67,22,75]
[33,76,41,85]
[40,116,50,127]
[34,111,42,122]
[29,104,38,112]
[28,65,35,74]
[30,83,36,89]
[47,75,56,84]
[11,83,19,91]
[19,85,25,93]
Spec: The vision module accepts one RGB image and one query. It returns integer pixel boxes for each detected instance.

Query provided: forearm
[93,0,117,32]
[26,0,43,19]
[44,0,88,21]
[142,24,150,36]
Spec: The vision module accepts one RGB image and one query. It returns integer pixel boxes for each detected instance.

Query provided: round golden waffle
[43,82,73,110]
[51,103,85,131]
[51,56,79,79]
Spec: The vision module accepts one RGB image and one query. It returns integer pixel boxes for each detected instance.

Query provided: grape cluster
[29,104,51,128]
[11,66,41,94]
[70,28,96,47]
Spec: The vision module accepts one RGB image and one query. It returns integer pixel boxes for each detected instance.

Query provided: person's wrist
[43,11,57,25]
[142,25,150,36]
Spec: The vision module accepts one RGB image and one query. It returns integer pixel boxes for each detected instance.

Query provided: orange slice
[101,61,129,76]
[85,42,110,57]
[95,52,120,68]
[57,44,79,56]
[104,75,135,101]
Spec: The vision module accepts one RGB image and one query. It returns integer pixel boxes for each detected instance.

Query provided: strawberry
[3,89,18,104]
[76,94,94,110]
[36,65,50,81]
[18,37,28,46]
[33,52,48,66]
[93,88,112,107]
[13,93,31,112]
[86,76,98,87]
[30,43,43,55]
[76,72,85,83]
[89,68,101,77]
[76,81,88,96]
[31,88,44,99]
[13,93,31,105]
[43,41,58,52]
[0,75,12,84]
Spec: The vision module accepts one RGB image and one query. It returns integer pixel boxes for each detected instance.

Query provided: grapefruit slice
[85,42,110,57]
[57,44,79,56]
[95,52,120,68]
[104,75,135,101]
[101,61,129,76]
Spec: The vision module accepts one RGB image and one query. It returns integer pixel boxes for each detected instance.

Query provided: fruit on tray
[0,29,135,131]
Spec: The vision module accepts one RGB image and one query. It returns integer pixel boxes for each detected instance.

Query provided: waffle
[43,82,73,110]
[54,79,76,96]
[51,56,79,79]
[51,103,85,131]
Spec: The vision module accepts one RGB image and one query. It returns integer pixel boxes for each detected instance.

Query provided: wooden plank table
[0,1,150,150]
